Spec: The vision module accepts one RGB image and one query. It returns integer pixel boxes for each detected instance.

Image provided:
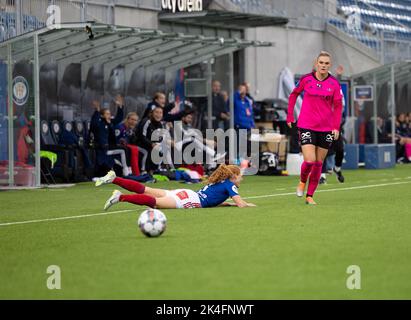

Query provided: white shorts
[165,189,202,209]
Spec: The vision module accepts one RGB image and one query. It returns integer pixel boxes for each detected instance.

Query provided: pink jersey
[287,72,343,132]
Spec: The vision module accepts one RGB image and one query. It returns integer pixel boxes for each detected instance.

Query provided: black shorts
[298,128,334,150]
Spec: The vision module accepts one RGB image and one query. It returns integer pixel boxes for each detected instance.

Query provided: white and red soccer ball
[137,209,167,238]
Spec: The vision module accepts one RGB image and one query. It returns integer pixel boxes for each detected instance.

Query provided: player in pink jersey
[287,51,343,205]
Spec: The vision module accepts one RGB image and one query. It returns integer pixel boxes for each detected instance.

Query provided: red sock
[307,161,323,197]
[127,144,140,176]
[113,177,145,194]
[120,194,156,208]
[300,161,315,183]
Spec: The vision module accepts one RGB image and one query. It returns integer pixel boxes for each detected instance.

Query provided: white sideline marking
[0,209,133,227]
[0,180,410,227]
[242,180,411,200]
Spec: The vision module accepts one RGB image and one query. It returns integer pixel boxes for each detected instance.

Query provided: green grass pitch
[1,165,411,299]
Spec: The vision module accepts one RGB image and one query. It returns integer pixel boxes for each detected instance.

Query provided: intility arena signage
[161,0,203,13]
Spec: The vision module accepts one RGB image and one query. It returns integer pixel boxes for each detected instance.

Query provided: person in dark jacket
[143,92,186,122]
[163,100,187,123]
[91,95,129,177]
[394,113,411,162]
[135,105,174,173]
[212,80,230,130]
[142,92,166,119]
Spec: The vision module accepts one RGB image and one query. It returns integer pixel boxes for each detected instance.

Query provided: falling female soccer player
[96,164,256,210]
[286,51,343,205]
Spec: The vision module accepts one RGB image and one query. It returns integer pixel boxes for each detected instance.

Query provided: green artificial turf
[1,165,411,299]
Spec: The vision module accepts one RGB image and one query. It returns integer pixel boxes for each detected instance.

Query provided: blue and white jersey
[114,123,135,144]
[197,179,239,208]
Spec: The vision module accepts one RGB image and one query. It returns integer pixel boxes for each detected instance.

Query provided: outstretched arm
[113,96,124,126]
[219,202,236,207]
[231,195,256,208]
[91,100,101,125]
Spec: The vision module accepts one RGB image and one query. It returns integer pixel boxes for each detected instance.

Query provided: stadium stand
[0,11,45,41]
[329,0,411,59]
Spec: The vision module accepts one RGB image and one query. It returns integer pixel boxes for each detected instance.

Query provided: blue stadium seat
[0,12,44,41]
[40,120,73,182]
[333,0,411,53]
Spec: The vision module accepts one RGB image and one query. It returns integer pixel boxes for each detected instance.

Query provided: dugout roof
[1,21,272,80]
[352,61,411,85]
[159,10,289,29]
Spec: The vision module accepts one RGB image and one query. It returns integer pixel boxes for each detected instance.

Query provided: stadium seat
[50,120,63,144]
[60,120,91,181]
[73,120,86,147]
[333,0,411,54]
[40,120,73,182]
[75,120,96,177]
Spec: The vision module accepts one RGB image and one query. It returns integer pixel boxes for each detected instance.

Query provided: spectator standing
[220,90,231,130]
[91,95,129,177]
[212,80,230,130]
[244,82,255,111]
[234,84,255,162]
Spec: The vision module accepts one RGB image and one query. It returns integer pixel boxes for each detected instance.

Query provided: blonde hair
[207,164,241,184]
[153,92,165,101]
[313,51,332,71]
[316,50,331,61]
[123,112,138,125]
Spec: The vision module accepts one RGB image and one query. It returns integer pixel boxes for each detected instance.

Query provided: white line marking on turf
[1,180,410,227]
[0,209,133,227]
[242,180,411,200]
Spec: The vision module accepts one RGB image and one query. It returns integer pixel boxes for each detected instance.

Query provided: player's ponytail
[207,164,241,184]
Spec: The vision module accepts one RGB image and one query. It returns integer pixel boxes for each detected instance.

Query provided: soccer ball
[137,208,167,237]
